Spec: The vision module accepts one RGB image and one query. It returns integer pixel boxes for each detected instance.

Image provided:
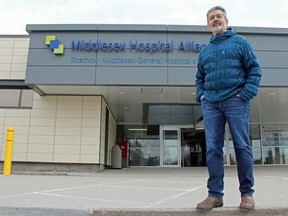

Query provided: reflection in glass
[163,130,179,166]
[129,147,160,166]
[229,147,262,165]
[264,147,288,164]
[164,147,178,165]
[128,138,160,166]
[252,148,262,164]
[261,124,288,165]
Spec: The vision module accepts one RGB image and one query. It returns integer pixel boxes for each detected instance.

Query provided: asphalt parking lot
[0,166,288,215]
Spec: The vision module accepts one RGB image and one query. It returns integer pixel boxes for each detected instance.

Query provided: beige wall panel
[29,126,55,135]
[58,96,83,101]
[54,154,80,163]
[31,109,56,118]
[81,127,100,136]
[0,48,13,55]
[28,135,54,144]
[80,145,99,154]
[12,56,28,64]
[14,134,29,144]
[0,125,4,134]
[27,153,53,162]
[54,144,80,154]
[5,109,31,117]
[30,117,56,127]
[0,64,11,71]
[5,117,30,126]
[80,154,99,163]
[82,119,101,127]
[54,135,81,145]
[56,110,82,118]
[98,101,105,164]
[82,110,101,118]
[0,117,5,125]
[0,130,2,142]
[9,72,25,79]
[13,48,28,55]
[27,144,54,153]
[14,39,29,48]
[56,118,81,127]
[0,72,10,79]
[83,101,101,109]
[13,143,28,152]
[33,100,57,109]
[0,109,6,116]
[83,96,101,102]
[0,40,14,47]
[11,63,26,71]
[55,127,81,136]
[33,95,58,101]
[12,153,27,161]
[0,56,12,63]
[81,136,100,145]
[57,101,83,109]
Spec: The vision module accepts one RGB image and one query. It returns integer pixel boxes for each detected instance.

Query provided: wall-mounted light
[128,128,147,131]
[195,127,204,131]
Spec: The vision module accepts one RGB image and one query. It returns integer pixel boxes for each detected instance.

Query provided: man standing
[195,6,262,211]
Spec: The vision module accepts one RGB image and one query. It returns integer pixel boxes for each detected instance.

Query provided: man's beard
[210,23,225,34]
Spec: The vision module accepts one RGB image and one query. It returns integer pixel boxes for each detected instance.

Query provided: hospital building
[0,24,288,172]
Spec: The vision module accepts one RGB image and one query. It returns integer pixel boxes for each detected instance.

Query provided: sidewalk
[0,166,288,215]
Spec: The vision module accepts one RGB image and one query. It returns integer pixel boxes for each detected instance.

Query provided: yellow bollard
[3,128,15,175]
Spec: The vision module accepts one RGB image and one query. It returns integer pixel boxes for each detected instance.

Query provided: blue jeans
[201,95,254,199]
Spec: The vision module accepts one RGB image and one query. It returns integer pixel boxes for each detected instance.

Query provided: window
[0,89,33,108]
[122,125,160,166]
[262,124,288,164]
[228,124,262,165]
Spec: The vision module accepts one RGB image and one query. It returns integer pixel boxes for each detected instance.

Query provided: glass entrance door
[160,126,181,167]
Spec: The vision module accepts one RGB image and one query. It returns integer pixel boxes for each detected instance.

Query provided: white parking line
[137,185,206,208]
[34,192,145,205]
[0,178,206,208]
[0,179,141,199]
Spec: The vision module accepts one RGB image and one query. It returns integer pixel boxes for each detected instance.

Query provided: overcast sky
[1,0,287,35]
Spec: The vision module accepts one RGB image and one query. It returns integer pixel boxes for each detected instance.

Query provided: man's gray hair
[206,6,227,20]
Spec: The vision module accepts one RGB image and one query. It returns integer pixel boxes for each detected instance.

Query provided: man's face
[207,9,228,35]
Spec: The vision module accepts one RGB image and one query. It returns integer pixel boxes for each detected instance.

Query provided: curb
[0,206,89,216]
[1,207,288,216]
[91,207,288,216]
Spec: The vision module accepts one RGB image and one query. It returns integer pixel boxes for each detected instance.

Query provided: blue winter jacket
[196,28,262,103]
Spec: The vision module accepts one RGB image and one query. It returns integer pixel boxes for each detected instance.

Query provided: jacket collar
[210,28,237,43]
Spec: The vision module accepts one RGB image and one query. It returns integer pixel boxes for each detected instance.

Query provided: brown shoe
[196,196,223,210]
[240,196,255,210]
